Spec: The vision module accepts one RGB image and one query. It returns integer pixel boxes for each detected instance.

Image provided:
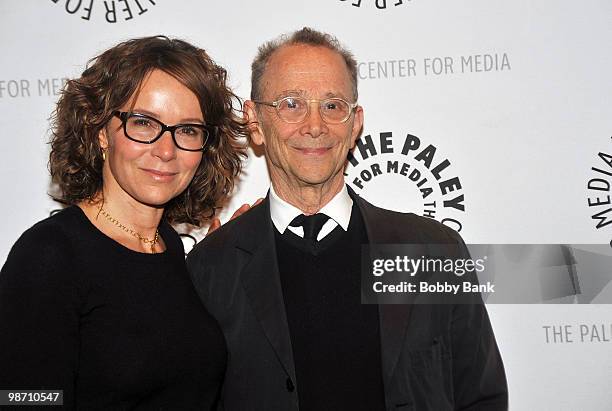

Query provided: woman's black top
[0,206,227,410]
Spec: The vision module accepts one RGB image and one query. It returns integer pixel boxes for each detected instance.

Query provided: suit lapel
[351,188,413,382]
[236,197,296,383]
[235,189,413,386]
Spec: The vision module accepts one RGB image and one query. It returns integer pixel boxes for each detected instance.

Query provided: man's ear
[349,105,364,149]
[244,100,266,146]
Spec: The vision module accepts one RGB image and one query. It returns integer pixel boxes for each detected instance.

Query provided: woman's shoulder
[1,207,84,287]
[4,206,91,267]
[16,206,84,248]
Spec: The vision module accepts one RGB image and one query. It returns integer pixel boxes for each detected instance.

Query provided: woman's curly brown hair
[49,35,247,226]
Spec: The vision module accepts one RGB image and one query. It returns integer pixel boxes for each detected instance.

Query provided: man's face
[247,44,363,190]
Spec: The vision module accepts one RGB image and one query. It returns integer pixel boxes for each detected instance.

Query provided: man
[187,27,508,411]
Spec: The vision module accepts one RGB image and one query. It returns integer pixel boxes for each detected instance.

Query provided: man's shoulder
[188,201,268,260]
[355,195,464,245]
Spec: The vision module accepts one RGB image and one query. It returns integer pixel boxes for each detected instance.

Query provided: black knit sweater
[0,206,226,410]
[275,205,386,411]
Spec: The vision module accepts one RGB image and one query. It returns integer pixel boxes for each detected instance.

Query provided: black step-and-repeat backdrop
[1,1,611,409]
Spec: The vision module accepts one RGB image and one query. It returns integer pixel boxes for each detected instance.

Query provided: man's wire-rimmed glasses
[253,96,358,124]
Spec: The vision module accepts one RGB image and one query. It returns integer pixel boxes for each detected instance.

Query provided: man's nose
[301,101,327,137]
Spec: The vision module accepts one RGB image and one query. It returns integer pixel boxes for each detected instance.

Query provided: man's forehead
[263,44,351,96]
[269,44,344,70]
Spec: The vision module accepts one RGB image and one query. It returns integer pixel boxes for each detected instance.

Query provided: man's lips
[294,147,331,155]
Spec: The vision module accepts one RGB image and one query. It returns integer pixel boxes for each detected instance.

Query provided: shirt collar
[269,184,353,234]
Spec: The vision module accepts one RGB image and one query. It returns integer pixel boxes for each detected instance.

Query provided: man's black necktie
[290,213,329,241]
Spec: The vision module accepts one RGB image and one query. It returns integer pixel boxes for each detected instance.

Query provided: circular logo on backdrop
[345,131,466,232]
[339,0,411,9]
[50,0,158,23]
[586,136,612,248]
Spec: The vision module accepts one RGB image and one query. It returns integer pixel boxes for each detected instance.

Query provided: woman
[0,36,245,409]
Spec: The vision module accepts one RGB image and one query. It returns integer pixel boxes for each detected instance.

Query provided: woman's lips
[141,168,178,181]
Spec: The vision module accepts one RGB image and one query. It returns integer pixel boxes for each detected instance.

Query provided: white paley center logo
[586,136,612,248]
[345,131,465,232]
[50,0,158,23]
[339,0,410,10]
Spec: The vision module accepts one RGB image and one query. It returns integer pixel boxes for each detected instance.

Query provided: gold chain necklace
[97,205,159,253]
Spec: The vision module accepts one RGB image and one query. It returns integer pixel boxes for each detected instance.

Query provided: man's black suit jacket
[187,191,508,411]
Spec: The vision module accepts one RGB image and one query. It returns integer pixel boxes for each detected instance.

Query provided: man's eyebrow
[277,89,304,96]
[324,91,346,98]
[275,90,348,99]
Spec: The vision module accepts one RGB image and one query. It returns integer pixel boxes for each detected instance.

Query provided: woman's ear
[98,127,109,151]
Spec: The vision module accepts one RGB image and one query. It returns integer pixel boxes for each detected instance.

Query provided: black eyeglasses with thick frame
[252,96,358,124]
[112,111,214,152]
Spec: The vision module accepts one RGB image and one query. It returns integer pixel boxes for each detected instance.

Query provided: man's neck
[271,177,344,215]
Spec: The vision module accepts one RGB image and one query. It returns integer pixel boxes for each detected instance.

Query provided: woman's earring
[102,149,107,161]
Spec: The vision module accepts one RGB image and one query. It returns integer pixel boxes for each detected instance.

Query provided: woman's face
[99,69,204,208]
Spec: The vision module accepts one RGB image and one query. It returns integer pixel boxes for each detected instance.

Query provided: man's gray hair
[250,27,358,101]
